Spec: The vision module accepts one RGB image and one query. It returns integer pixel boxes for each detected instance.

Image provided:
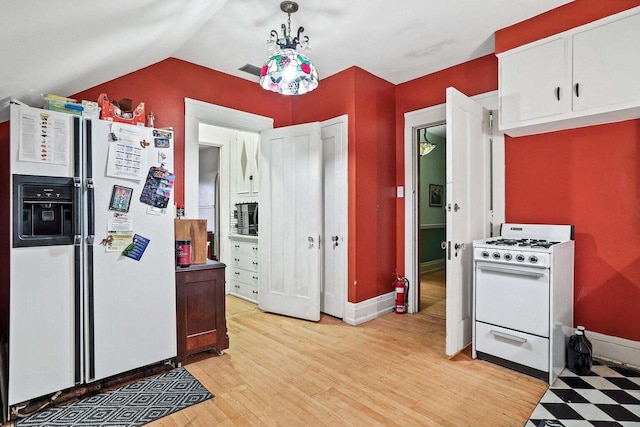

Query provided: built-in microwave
[236,202,258,235]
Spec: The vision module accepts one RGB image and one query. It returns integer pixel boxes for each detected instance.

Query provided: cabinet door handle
[575,83,580,98]
[555,87,560,101]
[490,330,527,343]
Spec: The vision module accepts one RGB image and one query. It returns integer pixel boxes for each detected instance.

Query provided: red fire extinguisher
[393,274,409,314]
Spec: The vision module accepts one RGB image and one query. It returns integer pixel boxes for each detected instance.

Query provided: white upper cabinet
[235,132,260,196]
[498,6,640,137]
[572,12,640,113]
[499,37,570,125]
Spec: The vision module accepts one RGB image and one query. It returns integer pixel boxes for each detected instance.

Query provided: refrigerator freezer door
[86,120,177,382]
[8,246,78,405]
[8,104,82,406]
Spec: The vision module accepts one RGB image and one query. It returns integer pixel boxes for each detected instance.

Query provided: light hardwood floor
[151,290,548,426]
[420,269,446,319]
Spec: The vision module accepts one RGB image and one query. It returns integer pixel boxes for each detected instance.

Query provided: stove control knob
[492,252,501,259]
[516,254,525,262]
[481,251,490,258]
[504,253,513,261]
[529,255,538,264]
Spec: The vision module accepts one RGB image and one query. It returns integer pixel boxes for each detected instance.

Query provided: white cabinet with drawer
[228,236,259,303]
[499,6,640,136]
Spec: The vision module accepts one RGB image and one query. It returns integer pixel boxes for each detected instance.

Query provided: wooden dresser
[175,260,229,363]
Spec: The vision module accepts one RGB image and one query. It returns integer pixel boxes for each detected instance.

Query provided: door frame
[184,98,273,279]
[403,90,503,314]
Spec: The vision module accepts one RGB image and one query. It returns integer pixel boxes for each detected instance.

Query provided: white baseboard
[420,259,445,274]
[343,291,395,325]
[589,331,640,369]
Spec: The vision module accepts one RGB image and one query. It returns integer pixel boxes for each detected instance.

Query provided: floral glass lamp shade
[260,48,319,95]
[260,1,319,96]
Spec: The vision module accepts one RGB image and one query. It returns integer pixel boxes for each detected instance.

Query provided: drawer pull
[478,264,545,278]
[490,330,527,344]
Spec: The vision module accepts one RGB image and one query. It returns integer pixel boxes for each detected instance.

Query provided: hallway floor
[420,268,445,318]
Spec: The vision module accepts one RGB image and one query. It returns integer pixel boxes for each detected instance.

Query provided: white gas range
[472,223,575,384]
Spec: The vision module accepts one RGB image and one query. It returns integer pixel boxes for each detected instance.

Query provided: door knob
[332,235,339,248]
[440,241,447,250]
[308,236,314,248]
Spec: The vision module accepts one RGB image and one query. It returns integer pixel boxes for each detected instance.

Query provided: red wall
[72,58,293,205]
[496,0,640,340]
[505,122,640,340]
[394,55,498,274]
[351,69,396,301]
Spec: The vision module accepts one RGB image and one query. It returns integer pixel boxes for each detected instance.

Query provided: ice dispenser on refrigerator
[12,174,76,247]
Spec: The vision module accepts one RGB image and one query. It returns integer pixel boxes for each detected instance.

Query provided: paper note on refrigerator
[18,110,70,165]
[106,125,148,180]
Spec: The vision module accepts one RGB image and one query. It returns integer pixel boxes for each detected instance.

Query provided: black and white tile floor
[526,359,640,426]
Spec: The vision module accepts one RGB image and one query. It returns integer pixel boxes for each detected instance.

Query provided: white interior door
[259,122,322,321]
[320,116,347,318]
[445,87,492,356]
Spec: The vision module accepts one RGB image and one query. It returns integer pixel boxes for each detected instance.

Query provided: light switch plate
[397,186,404,198]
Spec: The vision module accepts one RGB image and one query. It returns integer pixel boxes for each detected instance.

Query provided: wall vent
[239,64,261,77]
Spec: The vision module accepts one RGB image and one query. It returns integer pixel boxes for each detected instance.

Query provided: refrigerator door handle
[87,178,95,241]
[87,237,95,381]
[85,120,96,381]
[72,116,82,385]
[73,239,82,384]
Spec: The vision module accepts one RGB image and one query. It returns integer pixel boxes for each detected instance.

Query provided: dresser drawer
[228,266,259,285]
[475,322,549,372]
[229,253,258,270]
[230,239,259,257]
[228,279,258,303]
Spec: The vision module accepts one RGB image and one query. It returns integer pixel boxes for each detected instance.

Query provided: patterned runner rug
[16,368,213,427]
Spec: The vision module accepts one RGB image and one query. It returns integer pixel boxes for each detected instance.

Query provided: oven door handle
[477,264,546,278]
[490,330,527,344]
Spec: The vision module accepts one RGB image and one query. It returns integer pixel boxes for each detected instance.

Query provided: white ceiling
[0,0,572,111]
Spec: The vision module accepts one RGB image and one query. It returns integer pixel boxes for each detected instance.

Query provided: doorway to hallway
[416,123,446,314]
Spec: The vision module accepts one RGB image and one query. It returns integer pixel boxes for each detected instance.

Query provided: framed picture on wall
[429,184,443,207]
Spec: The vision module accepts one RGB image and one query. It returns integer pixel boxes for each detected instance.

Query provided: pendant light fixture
[260,1,319,96]
[419,128,437,156]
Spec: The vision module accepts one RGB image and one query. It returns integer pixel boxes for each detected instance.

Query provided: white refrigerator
[4,102,177,412]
